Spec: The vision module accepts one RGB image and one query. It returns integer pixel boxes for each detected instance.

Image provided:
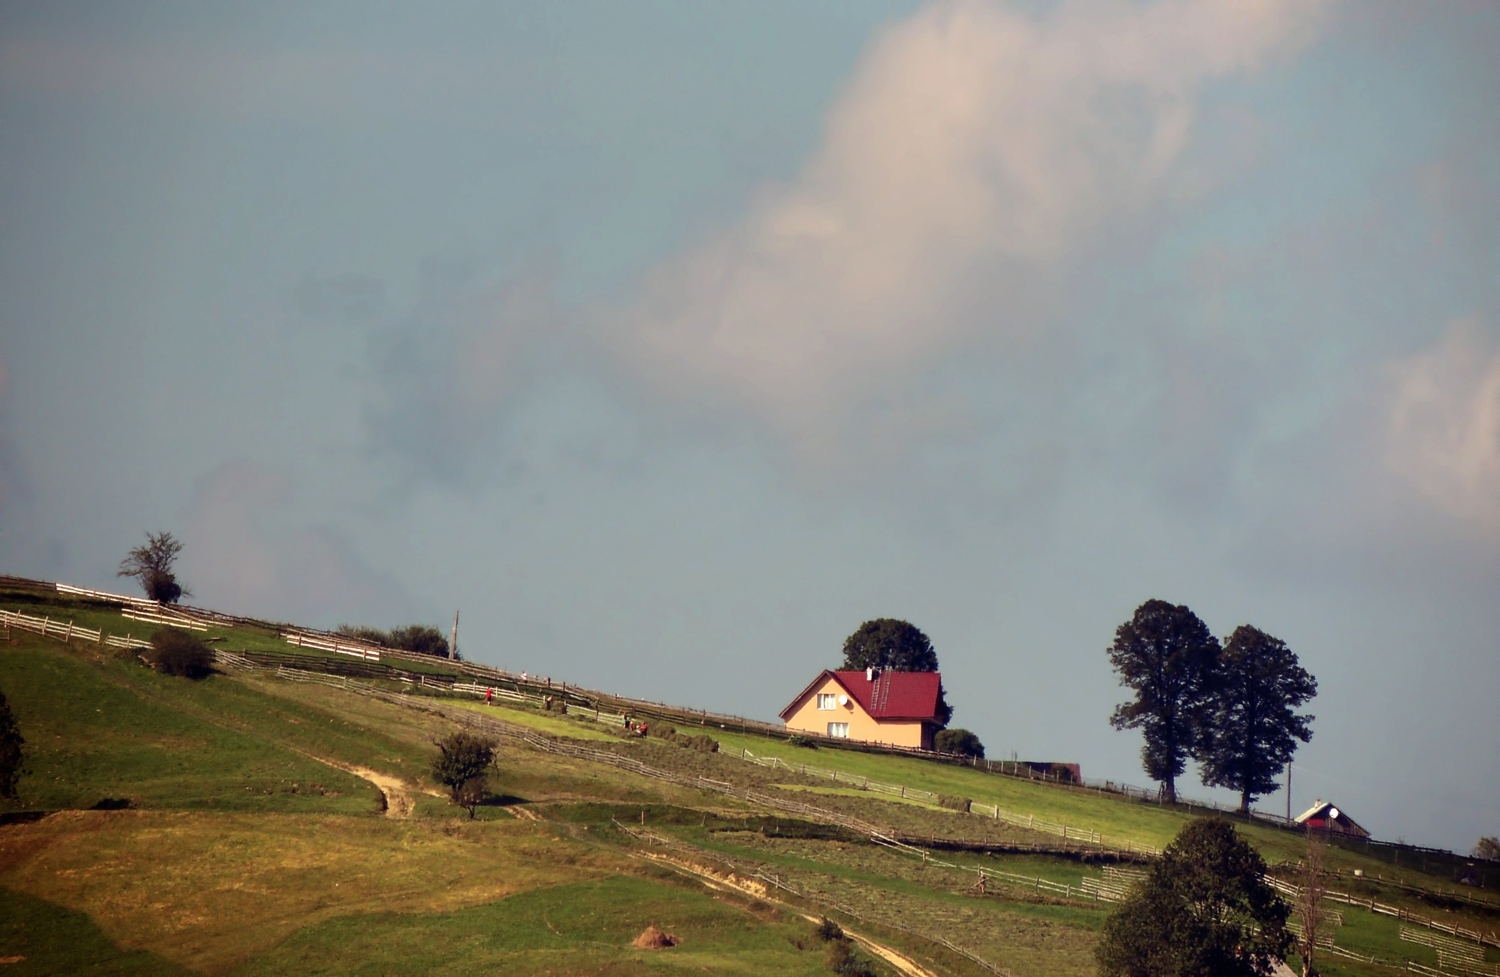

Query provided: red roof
[779,669,942,722]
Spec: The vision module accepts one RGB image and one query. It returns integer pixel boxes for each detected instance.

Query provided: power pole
[1285,762,1292,822]
[449,610,459,661]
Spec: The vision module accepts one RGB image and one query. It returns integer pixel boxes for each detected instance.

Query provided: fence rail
[1270,876,1500,951]
[55,582,157,606]
[1,608,101,644]
[121,607,209,631]
[282,630,382,661]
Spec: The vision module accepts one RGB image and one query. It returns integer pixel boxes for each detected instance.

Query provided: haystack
[631,924,679,949]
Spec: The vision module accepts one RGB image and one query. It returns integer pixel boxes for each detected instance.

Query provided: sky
[1,0,1497,852]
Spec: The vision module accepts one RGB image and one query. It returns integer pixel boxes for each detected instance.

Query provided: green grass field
[3,587,1494,977]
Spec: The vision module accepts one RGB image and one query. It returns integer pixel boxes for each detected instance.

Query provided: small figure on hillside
[639,722,649,737]
[485,688,493,704]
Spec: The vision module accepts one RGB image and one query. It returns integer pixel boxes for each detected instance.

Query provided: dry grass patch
[0,809,625,973]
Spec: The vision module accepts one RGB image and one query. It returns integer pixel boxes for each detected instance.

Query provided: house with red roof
[1294,800,1370,839]
[779,667,943,750]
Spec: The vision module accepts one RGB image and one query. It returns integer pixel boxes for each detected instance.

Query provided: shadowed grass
[0,886,195,976]
[229,874,838,977]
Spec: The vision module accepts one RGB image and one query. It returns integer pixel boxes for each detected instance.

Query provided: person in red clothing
[485,688,493,704]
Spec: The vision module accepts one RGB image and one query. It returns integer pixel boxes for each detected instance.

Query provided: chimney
[866,666,877,682]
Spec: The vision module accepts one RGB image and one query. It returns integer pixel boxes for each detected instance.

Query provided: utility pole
[449,610,459,661]
[1285,762,1292,822]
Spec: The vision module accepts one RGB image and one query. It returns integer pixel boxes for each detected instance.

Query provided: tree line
[1108,599,1317,813]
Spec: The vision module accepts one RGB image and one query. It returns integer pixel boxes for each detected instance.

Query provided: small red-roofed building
[1294,800,1370,839]
[779,668,943,750]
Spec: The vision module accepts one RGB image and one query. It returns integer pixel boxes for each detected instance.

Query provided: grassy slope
[3,592,1494,977]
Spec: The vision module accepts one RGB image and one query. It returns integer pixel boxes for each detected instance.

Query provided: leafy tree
[1097,818,1292,977]
[840,619,952,725]
[387,625,450,658]
[146,628,214,679]
[1197,625,1316,813]
[1107,600,1220,803]
[0,687,23,799]
[1474,837,1500,862]
[454,776,487,819]
[431,731,495,817]
[118,531,192,604]
[934,728,984,758]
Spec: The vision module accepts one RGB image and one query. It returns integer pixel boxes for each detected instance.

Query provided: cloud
[180,461,415,626]
[1386,318,1500,532]
[0,35,509,126]
[364,261,562,486]
[611,0,1321,453]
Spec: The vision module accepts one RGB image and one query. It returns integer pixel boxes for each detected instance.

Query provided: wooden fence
[733,749,1161,857]
[282,630,382,662]
[1,608,101,644]
[121,607,208,631]
[1267,876,1500,952]
[55,582,157,606]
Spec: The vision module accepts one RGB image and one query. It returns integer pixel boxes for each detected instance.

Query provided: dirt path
[295,752,441,819]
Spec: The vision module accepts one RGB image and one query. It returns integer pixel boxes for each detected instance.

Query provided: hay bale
[631,925,679,949]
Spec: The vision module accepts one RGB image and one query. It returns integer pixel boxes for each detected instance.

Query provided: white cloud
[614,0,1321,451]
[1387,318,1500,531]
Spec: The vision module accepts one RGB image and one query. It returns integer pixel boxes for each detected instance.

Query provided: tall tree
[430,731,495,818]
[118,531,192,604]
[840,619,951,725]
[1107,600,1220,803]
[1096,818,1292,977]
[1197,625,1317,814]
[0,687,23,799]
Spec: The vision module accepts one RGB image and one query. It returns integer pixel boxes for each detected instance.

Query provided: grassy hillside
[2,587,1496,976]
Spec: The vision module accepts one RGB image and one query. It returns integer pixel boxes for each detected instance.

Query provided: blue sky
[2,0,1497,851]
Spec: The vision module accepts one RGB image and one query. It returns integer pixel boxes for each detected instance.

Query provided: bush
[938,794,972,813]
[934,727,985,758]
[789,735,818,749]
[814,916,875,977]
[0,687,22,799]
[146,629,214,679]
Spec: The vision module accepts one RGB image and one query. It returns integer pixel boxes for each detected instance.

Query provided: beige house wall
[782,674,928,749]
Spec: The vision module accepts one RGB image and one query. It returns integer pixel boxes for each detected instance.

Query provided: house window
[827,722,849,738]
[817,693,837,710]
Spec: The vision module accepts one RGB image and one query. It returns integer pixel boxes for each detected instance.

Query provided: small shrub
[934,727,985,758]
[146,629,214,679]
[0,687,22,799]
[938,794,972,813]
[814,917,875,977]
[789,735,818,749]
[91,797,131,810]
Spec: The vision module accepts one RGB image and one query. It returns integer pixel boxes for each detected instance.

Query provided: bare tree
[118,531,192,604]
[1296,830,1329,977]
